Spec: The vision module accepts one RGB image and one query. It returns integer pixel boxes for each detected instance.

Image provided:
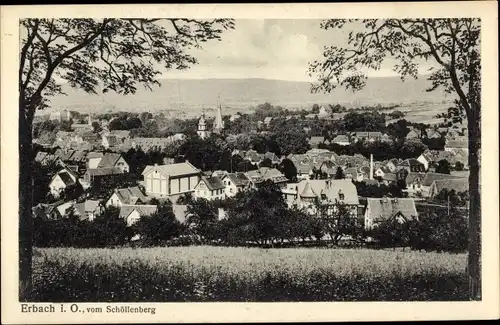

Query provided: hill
[44,76,454,118]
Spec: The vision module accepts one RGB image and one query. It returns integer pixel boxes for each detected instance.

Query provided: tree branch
[19,20,39,92]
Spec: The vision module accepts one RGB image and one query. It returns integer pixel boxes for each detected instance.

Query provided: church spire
[214,95,224,133]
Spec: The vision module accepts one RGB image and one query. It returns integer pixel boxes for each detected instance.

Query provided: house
[221,172,251,197]
[386,158,401,173]
[49,169,79,198]
[97,153,129,173]
[308,136,325,148]
[374,166,391,178]
[244,150,264,165]
[141,161,202,200]
[417,150,468,171]
[405,129,422,140]
[131,137,175,151]
[263,117,273,127]
[380,172,398,185]
[110,130,131,142]
[398,159,426,173]
[229,114,241,122]
[351,131,383,143]
[106,186,149,208]
[426,129,442,139]
[102,134,119,150]
[245,167,288,189]
[332,134,350,146]
[295,162,315,181]
[344,167,364,182]
[363,198,418,230]
[319,160,338,177]
[194,176,226,201]
[263,151,281,165]
[119,204,158,227]
[417,172,466,197]
[32,200,69,220]
[282,179,360,217]
[74,200,104,221]
[87,152,104,169]
[445,140,468,153]
[429,178,469,198]
[404,172,427,196]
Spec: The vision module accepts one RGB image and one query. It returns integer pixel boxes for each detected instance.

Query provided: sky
[160,19,436,82]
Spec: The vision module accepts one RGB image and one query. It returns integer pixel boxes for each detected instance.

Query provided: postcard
[1,2,499,324]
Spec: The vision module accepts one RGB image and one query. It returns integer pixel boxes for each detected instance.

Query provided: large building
[141,161,202,201]
[282,179,360,217]
[197,98,225,139]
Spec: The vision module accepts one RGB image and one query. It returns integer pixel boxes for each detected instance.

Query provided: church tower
[213,95,224,134]
[197,108,211,140]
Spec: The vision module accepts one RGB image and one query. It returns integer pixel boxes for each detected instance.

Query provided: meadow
[32,246,468,302]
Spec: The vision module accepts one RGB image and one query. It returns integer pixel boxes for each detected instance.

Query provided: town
[31,100,470,249]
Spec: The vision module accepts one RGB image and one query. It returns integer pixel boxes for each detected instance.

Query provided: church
[197,98,225,140]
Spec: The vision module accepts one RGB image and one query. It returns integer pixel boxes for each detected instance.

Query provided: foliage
[334,166,345,179]
[33,206,128,248]
[279,158,298,182]
[435,159,451,174]
[186,198,221,243]
[133,201,183,246]
[32,247,469,301]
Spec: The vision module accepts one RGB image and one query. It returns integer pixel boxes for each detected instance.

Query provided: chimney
[369,153,374,180]
[154,163,158,167]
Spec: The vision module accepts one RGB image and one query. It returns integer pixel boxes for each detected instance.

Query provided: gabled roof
[422,172,464,187]
[142,162,201,178]
[309,136,325,145]
[110,130,131,138]
[87,151,104,159]
[74,200,101,218]
[400,158,424,167]
[119,204,158,219]
[198,176,225,191]
[365,198,418,223]
[382,173,397,181]
[55,172,76,186]
[284,179,359,205]
[85,167,122,177]
[332,135,349,143]
[223,172,250,187]
[431,178,469,194]
[113,186,148,205]
[97,153,124,168]
[445,140,468,149]
[405,172,426,184]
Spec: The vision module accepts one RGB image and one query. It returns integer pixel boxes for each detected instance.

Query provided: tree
[309,19,481,299]
[274,129,310,156]
[435,159,451,174]
[311,104,320,114]
[18,18,234,300]
[259,158,273,168]
[316,201,360,245]
[334,166,345,179]
[91,121,102,133]
[186,198,220,243]
[134,201,182,245]
[279,158,298,182]
[455,161,465,171]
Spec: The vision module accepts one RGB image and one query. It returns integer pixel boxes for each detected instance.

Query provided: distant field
[32,246,467,302]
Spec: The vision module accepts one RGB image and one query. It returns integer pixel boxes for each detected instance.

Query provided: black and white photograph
[1,2,499,323]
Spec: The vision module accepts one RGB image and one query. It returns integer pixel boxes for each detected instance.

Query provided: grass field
[32,246,468,302]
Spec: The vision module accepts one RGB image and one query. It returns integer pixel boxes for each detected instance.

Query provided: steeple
[197,106,210,140]
[213,95,224,133]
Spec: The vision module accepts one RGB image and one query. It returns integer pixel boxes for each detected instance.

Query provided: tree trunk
[19,107,34,301]
[467,119,481,300]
